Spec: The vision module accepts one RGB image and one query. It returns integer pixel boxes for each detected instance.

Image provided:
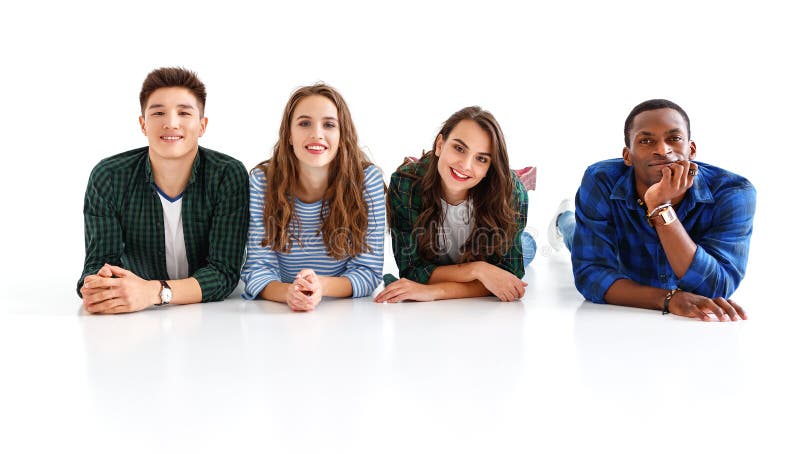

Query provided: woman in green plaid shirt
[375,107,534,303]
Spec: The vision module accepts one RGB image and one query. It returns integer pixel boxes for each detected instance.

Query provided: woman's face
[435,119,493,204]
[289,95,340,172]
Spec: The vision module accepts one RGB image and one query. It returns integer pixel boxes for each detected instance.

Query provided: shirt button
[660,274,667,282]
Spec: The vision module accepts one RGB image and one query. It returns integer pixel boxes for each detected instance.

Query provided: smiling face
[435,119,493,204]
[139,87,207,162]
[289,95,340,172]
[623,107,696,193]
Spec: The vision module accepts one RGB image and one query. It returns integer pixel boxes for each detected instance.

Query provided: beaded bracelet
[663,288,679,315]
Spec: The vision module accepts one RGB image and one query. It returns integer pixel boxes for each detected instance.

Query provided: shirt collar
[610,162,714,211]
[144,147,201,185]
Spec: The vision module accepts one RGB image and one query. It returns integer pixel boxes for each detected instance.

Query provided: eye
[454,144,464,152]
[639,138,654,145]
[324,121,337,129]
[298,120,311,127]
[477,156,489,164]
[152,111,164,116]
[179,111,192,116]
[669,136,683,142]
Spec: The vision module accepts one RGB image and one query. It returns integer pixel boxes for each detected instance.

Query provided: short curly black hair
[624,99,690,148]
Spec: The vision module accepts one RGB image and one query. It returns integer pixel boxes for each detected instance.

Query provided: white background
[0,1,797,453]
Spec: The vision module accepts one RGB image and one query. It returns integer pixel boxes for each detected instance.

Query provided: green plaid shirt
[388,157,528,284]
[78,146,249,302]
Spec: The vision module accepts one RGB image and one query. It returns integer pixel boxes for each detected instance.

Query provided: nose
[163,112,180,129]
[459,154,473,171]
[311,124,324,140]
[654,140,672,156]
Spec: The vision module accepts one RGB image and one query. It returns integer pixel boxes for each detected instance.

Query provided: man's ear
[622,147,632,166]
[688,140,697,160]
[139,116,146,135]
[199,116,208,137]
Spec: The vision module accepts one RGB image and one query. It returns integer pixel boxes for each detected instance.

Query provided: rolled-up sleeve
[341,166,385,297]
[389,171,437,284]
[78,164,125,296]
[494,177,528,279]
[571,168,629,304]
[678,182,756,298]
[241,169,283,300]
[193,160,249,302]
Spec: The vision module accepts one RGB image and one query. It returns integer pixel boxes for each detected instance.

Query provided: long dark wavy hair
[256,83,374,260]
[396,106,519,263]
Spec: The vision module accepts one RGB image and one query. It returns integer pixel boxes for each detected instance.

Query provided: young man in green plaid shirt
[78,67,248,314]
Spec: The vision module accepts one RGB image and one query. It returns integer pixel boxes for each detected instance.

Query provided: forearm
[260,281,291,303]
[429,280,491,300]
[428,262,479,284]
[604,279,671,311]
[651,219,697,278]
[320,276,353,298]
[166,277,203,305]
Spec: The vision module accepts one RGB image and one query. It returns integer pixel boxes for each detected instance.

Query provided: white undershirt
[157,191,189,280]
[439,198,474,263]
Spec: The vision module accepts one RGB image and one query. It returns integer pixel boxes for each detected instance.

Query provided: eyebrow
[147,103,197,110]
[453,138,491,157]
[638,128,684,136]
[296,114,338,121]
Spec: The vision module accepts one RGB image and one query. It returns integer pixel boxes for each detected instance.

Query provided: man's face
[623,108,696,189]
[139,87,207,162]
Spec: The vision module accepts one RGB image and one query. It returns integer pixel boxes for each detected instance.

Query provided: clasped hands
[80,264,160,314]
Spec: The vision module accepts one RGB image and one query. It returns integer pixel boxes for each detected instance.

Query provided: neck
[296,166,329,203]
[442,187,468,206]
[150,148,197,199]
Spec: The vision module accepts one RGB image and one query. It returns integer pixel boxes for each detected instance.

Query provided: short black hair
[139,67,207,115]
[624,99,690,148]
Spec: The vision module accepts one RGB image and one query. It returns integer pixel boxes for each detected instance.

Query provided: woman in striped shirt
[242,84,385,311]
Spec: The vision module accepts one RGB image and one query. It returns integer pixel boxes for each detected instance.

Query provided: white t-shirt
[439,198,474,263]
[157,189,189,280]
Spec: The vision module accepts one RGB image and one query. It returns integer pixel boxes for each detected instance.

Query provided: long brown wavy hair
[397,106,519,263]
[256,83,374,260]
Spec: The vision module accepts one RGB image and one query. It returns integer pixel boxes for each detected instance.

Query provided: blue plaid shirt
[572,158,756,303]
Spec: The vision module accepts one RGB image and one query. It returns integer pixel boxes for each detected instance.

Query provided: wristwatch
[648,205,677,227]
[156,280,172,306]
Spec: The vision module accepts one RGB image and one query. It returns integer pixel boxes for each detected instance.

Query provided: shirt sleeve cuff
[579,269,628,304]
[677,246,714,293]
[242,270,282,300]
[343,269,380,298]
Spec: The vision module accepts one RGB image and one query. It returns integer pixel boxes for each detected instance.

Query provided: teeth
[452,168,469,178]
[307,145,325,151]
[162,136,182,140]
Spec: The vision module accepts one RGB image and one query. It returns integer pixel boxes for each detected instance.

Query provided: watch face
[161,288,173,304]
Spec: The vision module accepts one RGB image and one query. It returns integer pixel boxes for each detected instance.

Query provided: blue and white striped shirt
[242,165,385,299]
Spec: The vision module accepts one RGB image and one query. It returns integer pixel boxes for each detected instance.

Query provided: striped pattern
[242,165,385,299]
[572,159,757,303]
[78,146,249,302]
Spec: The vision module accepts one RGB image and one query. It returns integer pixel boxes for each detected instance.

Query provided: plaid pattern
[572,158,757,303]
[388,157,528,284]
[78,146,249,302]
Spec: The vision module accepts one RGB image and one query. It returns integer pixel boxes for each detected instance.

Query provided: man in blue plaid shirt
[549,99,755,321]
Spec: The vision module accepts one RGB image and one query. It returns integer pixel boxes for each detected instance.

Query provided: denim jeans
[522,231,537,267]
[557,211,576,252]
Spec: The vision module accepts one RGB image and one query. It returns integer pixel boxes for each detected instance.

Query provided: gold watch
[648,205,677,227]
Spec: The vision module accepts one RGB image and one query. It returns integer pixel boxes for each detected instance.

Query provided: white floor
[1,3,797,450]
[2,228,796,453]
